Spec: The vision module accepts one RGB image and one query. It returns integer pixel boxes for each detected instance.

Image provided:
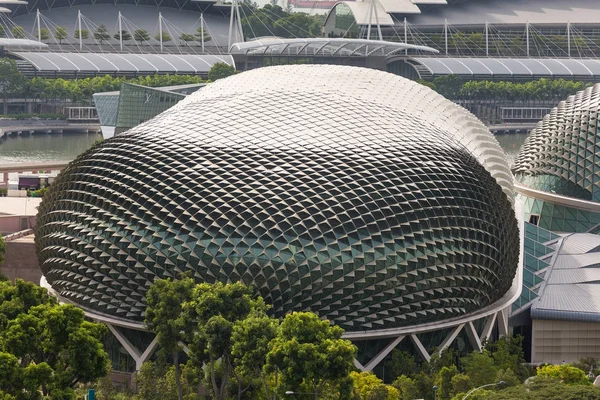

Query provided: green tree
[485,335,527,379]
[179,33,196,45]
[145,278,195,400]
[536,364,590,385]
[208,62,236,81]
[184,282,267,400]
[231,313,279,400]
[11,26,25,39]
[0,280,110,398]
[74,29,89,40]
[265,312,357,399]
[93,25,111,45]
[134,29,150,44]
[496,368,520,387]
[450,373,472,396]
[386,350,419,379]
[113,30,132,42]
[195,26,211,42]
[0,26,5,38]
[39,27,50,41]
[436,365,459,400]
[0,58,25,114]
[392,375,420,400]
[351,371,384,399]
[54,26,68,43]
[155,31,172,43]
[461,351,498,388]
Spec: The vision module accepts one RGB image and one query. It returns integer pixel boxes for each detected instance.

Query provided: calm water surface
[0,133,101,164]
[0,131,529,168]
[495,133,529,167]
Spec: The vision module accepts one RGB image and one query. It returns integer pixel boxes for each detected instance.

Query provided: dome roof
[514,83,600,202]
[35,65,519,332]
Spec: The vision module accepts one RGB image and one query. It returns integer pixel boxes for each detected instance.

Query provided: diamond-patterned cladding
[514,83,600,202]
[36,65,519,331]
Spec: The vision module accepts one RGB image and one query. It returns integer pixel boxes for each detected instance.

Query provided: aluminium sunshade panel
[411,57,600,79]
[11,52,234,74]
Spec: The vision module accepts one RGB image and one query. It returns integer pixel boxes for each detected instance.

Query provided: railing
[3,228,35,242]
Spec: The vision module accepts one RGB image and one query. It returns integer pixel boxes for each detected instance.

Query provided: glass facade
[512,222,557,313]
[520,195,600,232]
[93,92,120,127]
[115,83,186,135]
[36,65,519,333]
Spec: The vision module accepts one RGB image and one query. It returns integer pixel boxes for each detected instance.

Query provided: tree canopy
[0,279,110,399]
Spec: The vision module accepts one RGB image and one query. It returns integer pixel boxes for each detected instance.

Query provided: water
[0,133,101,164]
[495,132,529,167]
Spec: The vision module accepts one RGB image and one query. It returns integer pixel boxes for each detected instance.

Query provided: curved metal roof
[0,38,47,49]
[10,52,234,74]
[531,233,600,323]
[231,38,438,57]
[409,57,600,79]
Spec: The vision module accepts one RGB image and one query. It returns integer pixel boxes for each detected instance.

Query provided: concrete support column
[106,323,158,370]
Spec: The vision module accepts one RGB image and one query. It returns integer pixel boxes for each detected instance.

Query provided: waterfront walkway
[0,121,100,138]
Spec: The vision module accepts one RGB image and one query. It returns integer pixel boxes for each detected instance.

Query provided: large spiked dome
[36,65,519,333]
[514,83,600,202]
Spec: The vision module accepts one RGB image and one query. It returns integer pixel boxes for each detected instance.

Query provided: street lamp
[462,381,505,400]
[433,385,438,400]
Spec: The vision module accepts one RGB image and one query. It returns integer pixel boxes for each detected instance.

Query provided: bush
[536,364,590,385]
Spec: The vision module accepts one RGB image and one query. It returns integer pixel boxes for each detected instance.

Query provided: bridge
[0,122,100,138]
[487,123,537,134]
[0,161,70,174]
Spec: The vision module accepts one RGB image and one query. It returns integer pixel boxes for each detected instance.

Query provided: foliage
[0,58,26,114]
[386,350,419,379]
[572,357,600,377]
[241,4,324,39]
[391,375,419,400]
[461,351,498,388]
[179,33,196,44]
[351,372,398,400]
[536,364,590,385]
[195,26,211,42]
[133,361,203,400]
[0,279,110,398]
[39,28,50,41]
[495,368,520,387]
[74,29,89,40]
[93,25,111,44]
[450,373,472,396]
[484,335,528,380]
[145,277,195,400]
[114,30,133,42]
[485,379,600,400]
[231,313,279,400]
[0,234,4,268]
[134,29,150,44]
[30,187,48,197]
[266,312,357,399]
[436,365,459,400]
[0,26,4,37]
[183,282,266,400]
[422,75,593,101]
[208,62,236,81]
[55,26,68,43]
[11,26,25,39]
[155,31,172,43]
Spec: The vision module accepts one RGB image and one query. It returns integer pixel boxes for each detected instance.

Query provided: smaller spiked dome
[514,83,600,202]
